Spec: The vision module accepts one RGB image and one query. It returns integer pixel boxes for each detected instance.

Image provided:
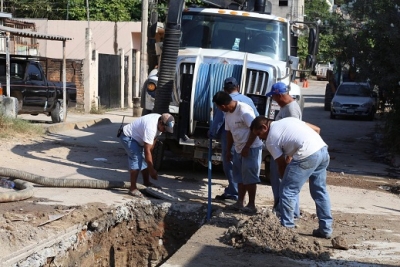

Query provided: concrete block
[0,96,18,118]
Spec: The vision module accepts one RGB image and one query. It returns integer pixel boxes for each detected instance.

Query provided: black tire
[330,112,335,119]
[51,101,66,123]
[152,140,164,171]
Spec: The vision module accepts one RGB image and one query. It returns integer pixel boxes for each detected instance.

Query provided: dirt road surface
[0,79,399,266]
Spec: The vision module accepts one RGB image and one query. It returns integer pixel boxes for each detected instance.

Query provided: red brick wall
[40,58,85,111]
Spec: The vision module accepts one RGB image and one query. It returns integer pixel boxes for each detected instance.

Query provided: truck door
[24,63,49,112]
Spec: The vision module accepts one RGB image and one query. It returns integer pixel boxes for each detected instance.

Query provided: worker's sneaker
[312,229,332,239]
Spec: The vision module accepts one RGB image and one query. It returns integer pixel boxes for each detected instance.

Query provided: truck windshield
[181,12,288,61]
[0,61,26,79]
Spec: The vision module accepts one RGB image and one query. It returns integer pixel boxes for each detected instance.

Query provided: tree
[3,0,143,21]
[297,0,335,68]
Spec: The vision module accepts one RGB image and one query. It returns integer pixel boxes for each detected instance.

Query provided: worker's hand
[150,169,158,180]
[241,146,250,157]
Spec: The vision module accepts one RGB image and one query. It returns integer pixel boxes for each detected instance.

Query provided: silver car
[330,82,378,120]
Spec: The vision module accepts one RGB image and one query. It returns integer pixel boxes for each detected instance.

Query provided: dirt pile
[216,209,330,261]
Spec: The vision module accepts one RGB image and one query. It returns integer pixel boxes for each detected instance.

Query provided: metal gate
[98,54,121,108]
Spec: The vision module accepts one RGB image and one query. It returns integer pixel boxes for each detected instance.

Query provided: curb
[46,118,112,134]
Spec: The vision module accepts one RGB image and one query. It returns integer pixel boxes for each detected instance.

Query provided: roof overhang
[0,25,71,41]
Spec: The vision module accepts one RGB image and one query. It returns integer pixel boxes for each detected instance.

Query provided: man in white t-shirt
[251,116,333,239]
[119,113,174,197]
[266,82,302,218]
[213,91,263,214]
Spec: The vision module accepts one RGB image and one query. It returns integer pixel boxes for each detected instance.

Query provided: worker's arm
[144,141,158,180]
[241,130,258,157]
[226,131,234,162]
[275,155,287,178]
[305,122,321,134]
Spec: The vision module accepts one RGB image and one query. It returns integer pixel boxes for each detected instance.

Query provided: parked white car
[330,82,378,120]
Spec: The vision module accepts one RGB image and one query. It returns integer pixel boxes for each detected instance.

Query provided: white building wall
[270,0,305,21]
[20,19,141,60]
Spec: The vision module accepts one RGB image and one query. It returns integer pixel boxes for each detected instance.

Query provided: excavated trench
[16,200,206,267]
[0,168,207,266]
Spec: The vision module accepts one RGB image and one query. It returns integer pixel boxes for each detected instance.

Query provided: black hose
[153,28,181,114]
[0,168,131,203]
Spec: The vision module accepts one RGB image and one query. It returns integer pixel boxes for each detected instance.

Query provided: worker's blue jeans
[221,131,238,198]
[270,158,300,217]
[280,146,333,236]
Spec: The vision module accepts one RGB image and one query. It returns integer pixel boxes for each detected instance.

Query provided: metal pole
[1,0,3,13]
[139,0,148,98]
[6,32,10,97]
[62,40,67,121]
[86,0,90,28]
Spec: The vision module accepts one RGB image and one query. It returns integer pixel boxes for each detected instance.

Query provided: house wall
[272,0,305,21]
[21,19,141,60]
[39,58,85,110]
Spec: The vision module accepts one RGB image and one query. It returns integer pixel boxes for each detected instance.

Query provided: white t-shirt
[266,117,327,161]
[123,113,161,146]
[225,101,263,153]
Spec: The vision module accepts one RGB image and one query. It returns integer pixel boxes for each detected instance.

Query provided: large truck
[141,0,319,169]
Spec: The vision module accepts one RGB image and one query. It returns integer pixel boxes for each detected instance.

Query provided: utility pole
[139,0,148,98]
[133,0,149,116]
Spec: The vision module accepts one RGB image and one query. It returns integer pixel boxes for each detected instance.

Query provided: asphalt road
[302,79,391,177]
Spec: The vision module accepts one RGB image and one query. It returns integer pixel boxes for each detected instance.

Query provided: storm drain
[10,200,206,267]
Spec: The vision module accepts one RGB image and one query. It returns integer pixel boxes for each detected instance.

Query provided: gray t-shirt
[275,100,302,121]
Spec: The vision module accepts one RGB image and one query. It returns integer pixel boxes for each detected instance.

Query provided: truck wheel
[51,101,66,123]
[152,140,164,171]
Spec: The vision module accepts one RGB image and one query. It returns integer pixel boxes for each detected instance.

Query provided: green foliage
[297,0,335,66]
[4,0,143,21]
[328,0,400,152]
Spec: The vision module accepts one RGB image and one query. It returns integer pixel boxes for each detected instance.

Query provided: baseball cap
[161,113,175,133]
[265,82,289,97]
[224,77,239,89]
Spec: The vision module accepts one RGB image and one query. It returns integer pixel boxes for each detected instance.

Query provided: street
[302,79,391,177]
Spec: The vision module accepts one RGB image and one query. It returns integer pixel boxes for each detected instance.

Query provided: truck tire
[51,101,66,123]
[152,140,164,171]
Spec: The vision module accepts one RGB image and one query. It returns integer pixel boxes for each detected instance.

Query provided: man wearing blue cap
[266,82,302,218]
[210,77,259,202]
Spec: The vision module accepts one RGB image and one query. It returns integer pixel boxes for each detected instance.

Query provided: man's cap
[266,82,289,97]
[161,113,175,133]
[224,77,239,89]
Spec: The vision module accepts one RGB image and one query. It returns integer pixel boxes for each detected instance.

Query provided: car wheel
[330,112,335,119]
[51,101,66,123]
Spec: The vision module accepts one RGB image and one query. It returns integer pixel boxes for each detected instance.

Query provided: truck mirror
[308,28,316,55]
